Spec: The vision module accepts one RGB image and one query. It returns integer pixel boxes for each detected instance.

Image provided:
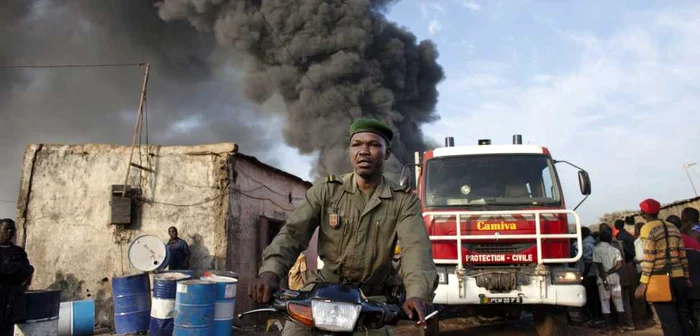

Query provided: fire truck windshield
[424,154,562,208]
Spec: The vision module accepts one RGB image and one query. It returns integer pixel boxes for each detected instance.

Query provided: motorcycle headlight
[311,300,362,332]
[552,268,582,285]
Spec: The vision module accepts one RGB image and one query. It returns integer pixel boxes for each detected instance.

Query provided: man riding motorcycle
[249,118,438,335]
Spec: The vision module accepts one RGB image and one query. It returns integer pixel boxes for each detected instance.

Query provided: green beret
[349,118,393,144]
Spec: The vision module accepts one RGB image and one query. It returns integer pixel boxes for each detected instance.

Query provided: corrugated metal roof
[600,195,700,222]
[659,195,700,210]
[235,152,313,188]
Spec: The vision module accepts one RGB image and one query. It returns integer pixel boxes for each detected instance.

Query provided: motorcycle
[238,282,439,335]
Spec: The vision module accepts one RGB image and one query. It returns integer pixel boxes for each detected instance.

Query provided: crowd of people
[575,198,700,335]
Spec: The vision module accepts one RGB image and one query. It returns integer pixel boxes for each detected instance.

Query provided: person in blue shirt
[581,226,603,324]
[167,226,191,270]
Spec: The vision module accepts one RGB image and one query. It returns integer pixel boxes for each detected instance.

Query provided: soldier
[249,118,438,335]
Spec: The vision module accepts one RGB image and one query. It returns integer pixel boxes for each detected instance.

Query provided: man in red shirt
[680,208,700,335]
[682,208,700,245]
[667,215,700,250]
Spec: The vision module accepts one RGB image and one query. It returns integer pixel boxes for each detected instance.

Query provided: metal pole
[684,163,698,197]
[414,151,420,190]
[123,63,151,197]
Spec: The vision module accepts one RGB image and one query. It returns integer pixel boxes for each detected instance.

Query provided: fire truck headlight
[552,268,582,285]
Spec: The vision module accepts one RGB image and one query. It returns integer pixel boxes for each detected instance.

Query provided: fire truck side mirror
[578,170,591,195]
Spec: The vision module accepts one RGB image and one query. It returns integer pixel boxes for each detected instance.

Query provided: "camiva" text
[476,221,518,230]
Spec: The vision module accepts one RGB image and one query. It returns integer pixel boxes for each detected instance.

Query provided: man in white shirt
[634,223,644,273]
[594,230,627,332]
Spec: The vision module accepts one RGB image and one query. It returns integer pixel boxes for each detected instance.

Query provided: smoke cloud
[0,0,444,217]
[0,0,282,216]
[153,0,445,177]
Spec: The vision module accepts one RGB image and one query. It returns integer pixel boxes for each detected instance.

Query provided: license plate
[480,297,522,304]
[438,272,447,284]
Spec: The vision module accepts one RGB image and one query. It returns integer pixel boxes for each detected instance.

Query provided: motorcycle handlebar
[238,287,437,329]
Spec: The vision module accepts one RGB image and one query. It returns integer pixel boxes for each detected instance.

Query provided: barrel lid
[201,275,238,283]
[179,279,215,286]
[113,272,148,280]
[26,289,62,294]
[154,271,191,281]
[127,235,168,272]
[202,270,239,279]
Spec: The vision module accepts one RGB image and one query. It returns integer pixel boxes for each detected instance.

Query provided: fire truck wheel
[534,309,568,336]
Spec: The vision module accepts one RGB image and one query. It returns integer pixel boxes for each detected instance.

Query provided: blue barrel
[174,280,217,336]
[72,300,95,336]
[113,273,151,334]
[59,300,95,336]
[149,271,192,336]
[15,290,62,336]
[201,275,238,336]
[25,289,62,320]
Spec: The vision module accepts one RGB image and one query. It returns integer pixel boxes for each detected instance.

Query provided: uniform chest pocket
[371,216,398,260]
[372,216,398,236]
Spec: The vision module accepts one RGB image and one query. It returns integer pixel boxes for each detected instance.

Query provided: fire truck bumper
[432,273,586,307]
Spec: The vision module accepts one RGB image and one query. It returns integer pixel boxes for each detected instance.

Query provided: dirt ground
[96,314,664,336]
[392,316,664,336]
[231,316,665,336]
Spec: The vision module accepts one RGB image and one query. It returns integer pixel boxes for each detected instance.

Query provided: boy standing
[594,230,627,332]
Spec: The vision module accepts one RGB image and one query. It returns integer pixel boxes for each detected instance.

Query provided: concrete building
[13,142,313,328]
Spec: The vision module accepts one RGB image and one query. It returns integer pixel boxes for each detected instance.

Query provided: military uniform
[259,172,438,335]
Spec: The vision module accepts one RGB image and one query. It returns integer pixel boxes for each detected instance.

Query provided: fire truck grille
[466,243,534,254]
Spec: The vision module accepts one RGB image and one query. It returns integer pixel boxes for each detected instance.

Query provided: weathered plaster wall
[16,143,234,327]
[227,155,312,326]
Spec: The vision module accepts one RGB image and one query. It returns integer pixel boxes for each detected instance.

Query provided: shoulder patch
[325,175,343,184]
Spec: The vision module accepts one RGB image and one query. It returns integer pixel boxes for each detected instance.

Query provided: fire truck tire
[534,309,568,336]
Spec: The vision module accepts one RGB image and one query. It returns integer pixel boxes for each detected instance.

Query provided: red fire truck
[406,134,591,335]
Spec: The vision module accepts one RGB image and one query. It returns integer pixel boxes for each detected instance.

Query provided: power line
[0,200,16,204]
[236,190,296,212]
[684,163,699,197]
[235,167,303,200]
[0,63,145,69]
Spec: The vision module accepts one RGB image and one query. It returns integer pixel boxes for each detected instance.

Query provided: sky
[277,0,700,224]
[378,0,700,224]
[382,0,700,225]
[3,0,700,226]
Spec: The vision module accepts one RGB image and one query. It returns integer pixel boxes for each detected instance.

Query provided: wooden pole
[123,63,150,197]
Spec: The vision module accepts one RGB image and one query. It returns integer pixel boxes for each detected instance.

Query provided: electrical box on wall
[110,185,140,225]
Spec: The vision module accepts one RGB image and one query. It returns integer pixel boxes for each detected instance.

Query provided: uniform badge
[329,213,340,229]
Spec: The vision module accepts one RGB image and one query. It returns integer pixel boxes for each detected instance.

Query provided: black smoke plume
[0,0,281,216]
[0,0,444,218]
[154,0,445,177]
